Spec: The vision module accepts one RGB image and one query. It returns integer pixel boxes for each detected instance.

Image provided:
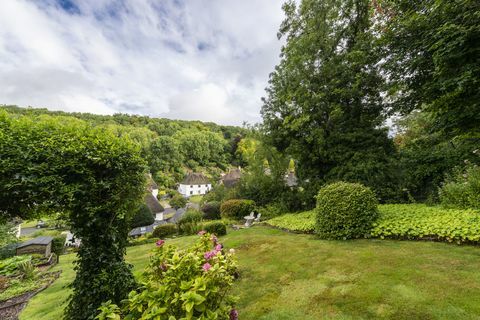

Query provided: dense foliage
[97,233,238,320]
[220,199,256,220]
[439,162,480,210]
[261,0,399,202]
[201,201,221,220]
[267,210,316,233]
[315,182,378,239]
[0,111,147,320]
[130,204,155,228]
[170,194,188,209]
[380,0,480,137]
[177,210,203,235]
[372,204,480,244]
[152,224,178,239]
[1,105,246,192]
[202,221,227,236]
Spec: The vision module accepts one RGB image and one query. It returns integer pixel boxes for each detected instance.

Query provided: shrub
[439,164,480,210]
[52,235,66,257]
[97,233,238,320]
[220,199,256,220]
[267,210,316,233]
[18,260,37,280]
[372,204,480,244]
[177,209,203,235]
[0,255,32,276]
[257,203,288,220]
[127,236,158,247]
[170,193,187,209]
[130,204,155,228]
[201,201,221,220]
[202,221,227,236]
[0,243,17,260]
[315,182,378,240]
[152,223,177,238]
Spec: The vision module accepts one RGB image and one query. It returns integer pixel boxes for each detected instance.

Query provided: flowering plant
[97,232,238,320]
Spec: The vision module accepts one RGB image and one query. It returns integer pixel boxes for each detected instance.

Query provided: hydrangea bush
[97,232,238,320]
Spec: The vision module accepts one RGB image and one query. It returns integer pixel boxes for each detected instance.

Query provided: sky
[0,0,285,125]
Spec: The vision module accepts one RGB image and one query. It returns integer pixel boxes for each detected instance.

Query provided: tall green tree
[262,0,398,201]
[380,0,480,136]
[0,111,146,319]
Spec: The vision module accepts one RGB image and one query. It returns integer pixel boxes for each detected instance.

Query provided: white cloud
[0,0,285,125]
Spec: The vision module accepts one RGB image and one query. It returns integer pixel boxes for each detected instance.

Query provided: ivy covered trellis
[0,111,147,319]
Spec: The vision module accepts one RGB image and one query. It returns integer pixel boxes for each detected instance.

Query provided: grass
[21,227,480,320]
[189,195,203,204]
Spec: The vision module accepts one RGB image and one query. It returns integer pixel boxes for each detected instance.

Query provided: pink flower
[202,263,211,272]
[198,230,207,236]
[229,309,238,320]
[156,239,165,247]
[204,251,215,260]
[215,244,223,251]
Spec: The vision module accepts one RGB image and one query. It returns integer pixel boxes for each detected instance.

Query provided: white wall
[178,184,212,197]
[152,188,159,199]
[155,212,164,221]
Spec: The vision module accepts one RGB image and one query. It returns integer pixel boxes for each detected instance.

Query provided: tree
[169,194,187,209]
[380,0,480,136]
[261,0,398,201]
[130,204,155,228]
[0,111,147,319]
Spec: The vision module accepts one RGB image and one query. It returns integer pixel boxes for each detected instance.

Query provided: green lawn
[21,227,480,320]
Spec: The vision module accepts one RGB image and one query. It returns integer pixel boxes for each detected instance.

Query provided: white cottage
[178,173,211,197]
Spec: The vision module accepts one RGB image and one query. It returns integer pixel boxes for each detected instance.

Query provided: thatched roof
[145,193,164,213]
[222,168,242,187]
[180,173,210,185]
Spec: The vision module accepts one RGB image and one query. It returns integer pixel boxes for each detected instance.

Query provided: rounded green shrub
[220,199,256,220]
[169,194,187,209]
[315,182,378,239]
[202,221,227,236]
[201,201,221,220]
[152,223,177,238]
[177,209,203,235]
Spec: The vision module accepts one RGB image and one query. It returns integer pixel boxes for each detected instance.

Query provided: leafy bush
[267,210,316,233]
[127,236,158,247]
[257,203,288,220]
[202,221,227,236]
[178,209,203,235]
[315,182,378,240]
[97,233,238,320]
[130,204,155,228]
[0,243,17,260]
[201,201,221,220]
[220,199,256,220]
[0,255,32,276]
[439,164,480,210]
[18,260,37,280]
[372,204,480,244]
[52,235,66,257]
[152,223,177,238]
[170,193,187,209]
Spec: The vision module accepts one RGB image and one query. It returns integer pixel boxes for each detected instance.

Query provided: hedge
[266,204,480,244]
[201,201,221,220]
[152,224,177,238]
[202,221,227,236]
[220,199,256,220]
[315,182,378,240]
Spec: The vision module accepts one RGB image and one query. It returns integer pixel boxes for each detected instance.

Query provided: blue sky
[0,0,284,125]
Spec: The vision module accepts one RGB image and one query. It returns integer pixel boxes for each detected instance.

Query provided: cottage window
[190,191,193,195]
[190,185,193,188]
